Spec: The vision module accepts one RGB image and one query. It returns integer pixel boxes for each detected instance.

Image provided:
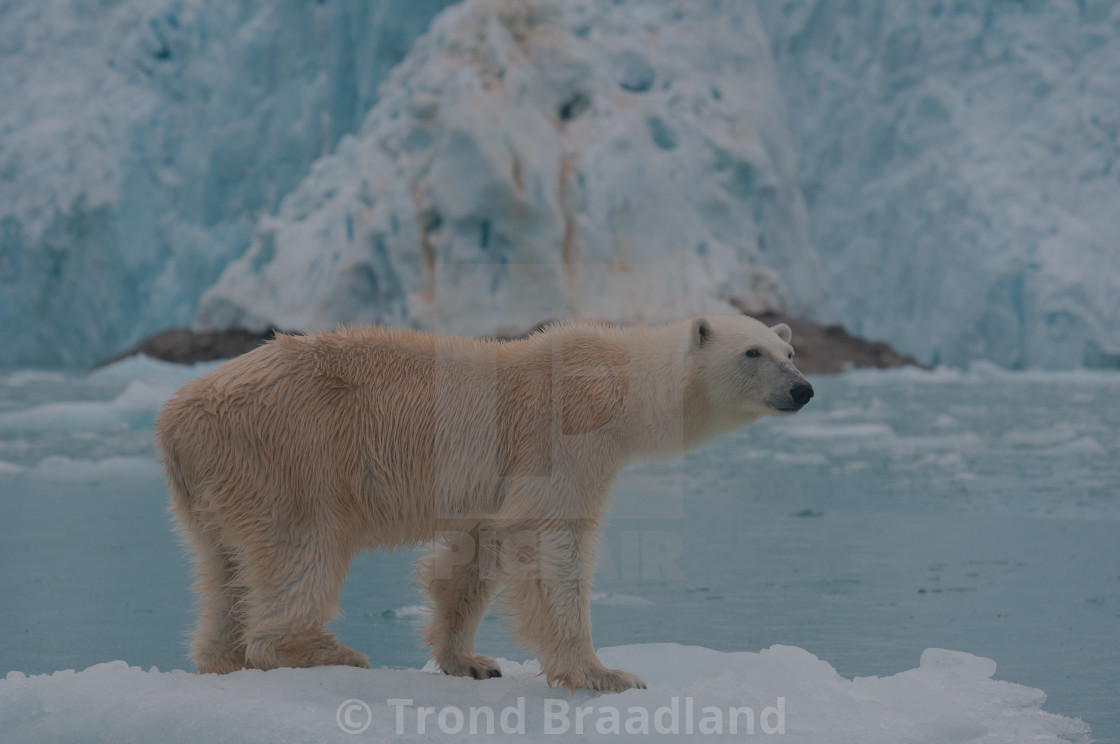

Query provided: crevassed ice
[759,0,1120,369]
[194,0,827,338]
[0,0,456,368]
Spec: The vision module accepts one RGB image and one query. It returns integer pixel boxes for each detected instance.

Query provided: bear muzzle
[790,383,814,408]
[769,381,813,413]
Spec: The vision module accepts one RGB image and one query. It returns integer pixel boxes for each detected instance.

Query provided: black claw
[487,668,502,678]
[468,666,479,679]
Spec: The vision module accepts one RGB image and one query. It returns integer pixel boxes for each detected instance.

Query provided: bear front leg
[504,524,646,693]
[419,530,503,679]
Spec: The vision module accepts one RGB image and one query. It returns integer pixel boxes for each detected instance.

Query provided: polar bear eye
[745,349,761,359]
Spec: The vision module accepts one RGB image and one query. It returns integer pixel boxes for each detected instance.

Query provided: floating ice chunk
[967,360,1012,378]
[1001,427,1106,455]
[772,452,828,466]
[818,403,885,421]
[24,456,163,483]
[886,433,983,454]
[918,648,998,680]
[0,387,156,432]
[88,354,217,384]
[1051,437,1107,457]
[0,357,222,432]
[1002,424,1079,448]
[0,460,24,476]
[0,401,134,432]
[781,423,895,440]
[0,371,71,387]
[589,592,654,606]
[842,366,966,385]
[910,453,968,472]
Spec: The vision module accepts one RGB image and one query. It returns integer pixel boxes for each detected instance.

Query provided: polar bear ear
[692,317,712,349]
[771,323,793,344]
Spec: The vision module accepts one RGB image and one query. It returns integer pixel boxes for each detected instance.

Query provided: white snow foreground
[195,0,826,339]
[0,645,1089,743]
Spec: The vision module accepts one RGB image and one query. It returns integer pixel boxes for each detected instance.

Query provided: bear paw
[314,643,370,669]
[439,653,503,680]
[246,634,370,670]
[194,648,248,675]
[553,667,646,693]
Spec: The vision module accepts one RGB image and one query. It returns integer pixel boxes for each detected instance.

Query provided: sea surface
[1,361,1117,741]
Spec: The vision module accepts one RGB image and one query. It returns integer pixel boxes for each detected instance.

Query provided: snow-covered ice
[0,645,1091,743]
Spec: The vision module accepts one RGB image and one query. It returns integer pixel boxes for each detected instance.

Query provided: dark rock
[93,328,291,369]
[97,311,924,375]
[735,302,926,375]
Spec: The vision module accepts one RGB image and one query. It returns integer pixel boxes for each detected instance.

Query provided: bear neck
[609,323,745,464]
[626,322,771,465]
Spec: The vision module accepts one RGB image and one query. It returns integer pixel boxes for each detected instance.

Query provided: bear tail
[155,400,202,532]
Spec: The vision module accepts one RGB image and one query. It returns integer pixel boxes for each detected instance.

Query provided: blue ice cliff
[0,0,455,367]
[759,0,1120,369]
[3,0,1118,369]
[194,0,826,338]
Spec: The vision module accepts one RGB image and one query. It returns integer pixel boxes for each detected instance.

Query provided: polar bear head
[690,314,814,421]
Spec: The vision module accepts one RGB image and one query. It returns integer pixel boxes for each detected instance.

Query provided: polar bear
[155,314,812,692]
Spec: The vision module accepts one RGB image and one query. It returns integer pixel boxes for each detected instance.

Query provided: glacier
[0,0,455,369]
[759,0,1120,369]
[194,0,827,338]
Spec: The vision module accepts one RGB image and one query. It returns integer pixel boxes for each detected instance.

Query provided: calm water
[1,364,1117,741]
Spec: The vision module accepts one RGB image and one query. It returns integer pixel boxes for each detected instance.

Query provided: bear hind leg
[184,529,249,674]
[238,529,369,671]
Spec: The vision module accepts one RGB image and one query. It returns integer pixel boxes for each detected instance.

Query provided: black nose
[790,383,814,407]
